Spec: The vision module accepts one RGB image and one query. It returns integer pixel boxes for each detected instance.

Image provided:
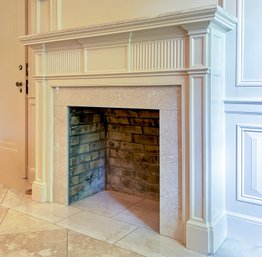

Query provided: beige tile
[0,229,67,257]
[57,210,137,244]
[1,188,30,209]
[116,228,206,257]
[0,184,9,204]
[68,230,144,257]
[0,209,62,235]
[71,190,143,217]
[113,199,159,232]
[13,200,81,223]
[0,207,8,224]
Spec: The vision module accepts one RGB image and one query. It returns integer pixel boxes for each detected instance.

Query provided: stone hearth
[20,6,236,255]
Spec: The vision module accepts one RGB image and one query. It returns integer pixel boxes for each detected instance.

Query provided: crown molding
[20,5,236,47]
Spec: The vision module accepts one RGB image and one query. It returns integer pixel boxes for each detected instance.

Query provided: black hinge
[25,63,28,95]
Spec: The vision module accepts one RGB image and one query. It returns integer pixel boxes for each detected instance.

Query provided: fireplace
[20,6,236,255]
[68,107,160,203]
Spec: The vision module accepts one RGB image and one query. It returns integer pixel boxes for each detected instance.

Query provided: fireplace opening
[68,107,160,204]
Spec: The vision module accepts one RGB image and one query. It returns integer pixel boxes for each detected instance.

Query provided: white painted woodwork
[237,125,262,205]
[237,0,262,86]
[21,6,236,255]
[224,103,262,245]
[27,97,36,184]
[0,0,27,191]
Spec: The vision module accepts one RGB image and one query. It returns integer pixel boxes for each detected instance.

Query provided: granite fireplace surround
[20,6,236,255]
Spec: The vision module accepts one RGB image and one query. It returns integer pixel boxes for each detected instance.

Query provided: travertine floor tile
[0,229,67,257]
[0,184,8,204]
[13,200,81,223]
[116,227,206,257]
[0,210,62,235]
[68,230,144,257]
[1,188,30,209]
[0,207,8,224]
[71,190,143,217]
[214,239,262,257]
[57,210,137,244]
[112,199,159,232]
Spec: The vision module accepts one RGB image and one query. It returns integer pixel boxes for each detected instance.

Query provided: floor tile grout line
[54,209,83,224]
[113,226,139,246]
[0,188,9,205]
[109,198,146,219]
[0,208,9,227]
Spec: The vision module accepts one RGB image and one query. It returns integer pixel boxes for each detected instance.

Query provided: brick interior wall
[69,107,159,204]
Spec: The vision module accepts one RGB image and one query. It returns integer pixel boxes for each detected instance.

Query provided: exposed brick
[108,131,132,142]
[134,153,159,164]
[119,125,142,134]
[129,118,159,127]
[107,140,120,148]
[108,124,118,131]
[70,136,80,146]
[117,150,133,160]
[120,159,135,170]
[120,142,144,152]
[90,141,106,151]
[133,135,158,145]
[90,159,105,169]
[143,127,159,135]
[139,110,159,118]
[80,133,100,144]
[106,116,129,124]
[145,145,159,153]
[108,157,120,167]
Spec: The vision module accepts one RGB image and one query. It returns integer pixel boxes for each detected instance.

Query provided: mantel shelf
[20,5,236,47]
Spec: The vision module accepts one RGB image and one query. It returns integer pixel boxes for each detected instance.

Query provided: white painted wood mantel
[20,5,236,255]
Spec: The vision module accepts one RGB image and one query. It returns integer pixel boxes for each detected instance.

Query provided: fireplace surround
[20,6,236,255]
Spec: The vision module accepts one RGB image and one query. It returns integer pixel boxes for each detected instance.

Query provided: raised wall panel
[237,0,262,86]
[130,39,185,71]
[46,49,82,74]
[237,125,262,205]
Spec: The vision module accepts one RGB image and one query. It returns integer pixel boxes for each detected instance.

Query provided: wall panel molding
[237,125,262,205]
[237,0,262,86]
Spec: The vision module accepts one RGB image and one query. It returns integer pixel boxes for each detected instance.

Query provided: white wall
[225,0,262,245]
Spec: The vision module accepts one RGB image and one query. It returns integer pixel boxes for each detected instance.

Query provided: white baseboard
[32,180,47,203]
[186,213,227,255]
[227,211,262,246]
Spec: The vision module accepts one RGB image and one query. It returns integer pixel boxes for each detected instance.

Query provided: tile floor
[0,183,261,257]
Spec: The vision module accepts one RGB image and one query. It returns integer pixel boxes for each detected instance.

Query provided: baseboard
[227,211,262,246]
[32,180,47,203]
[186,213,227,255]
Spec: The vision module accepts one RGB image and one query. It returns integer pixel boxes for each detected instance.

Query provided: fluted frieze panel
[130,38,185,72]
[46,49,81,75]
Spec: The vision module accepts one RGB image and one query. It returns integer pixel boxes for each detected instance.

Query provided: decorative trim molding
[237,125,262,205]
[130,38,185,71]
[237,0,262,86]
[47,49,82,74]
[20,5,236,46]
[224,99,262,115]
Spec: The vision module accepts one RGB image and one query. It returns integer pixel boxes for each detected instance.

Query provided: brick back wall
[68,107,159,204]
[103,109,159,200]
[69,108,106,203]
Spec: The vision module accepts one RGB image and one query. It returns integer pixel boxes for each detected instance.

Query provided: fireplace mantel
[20,5,236,255]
